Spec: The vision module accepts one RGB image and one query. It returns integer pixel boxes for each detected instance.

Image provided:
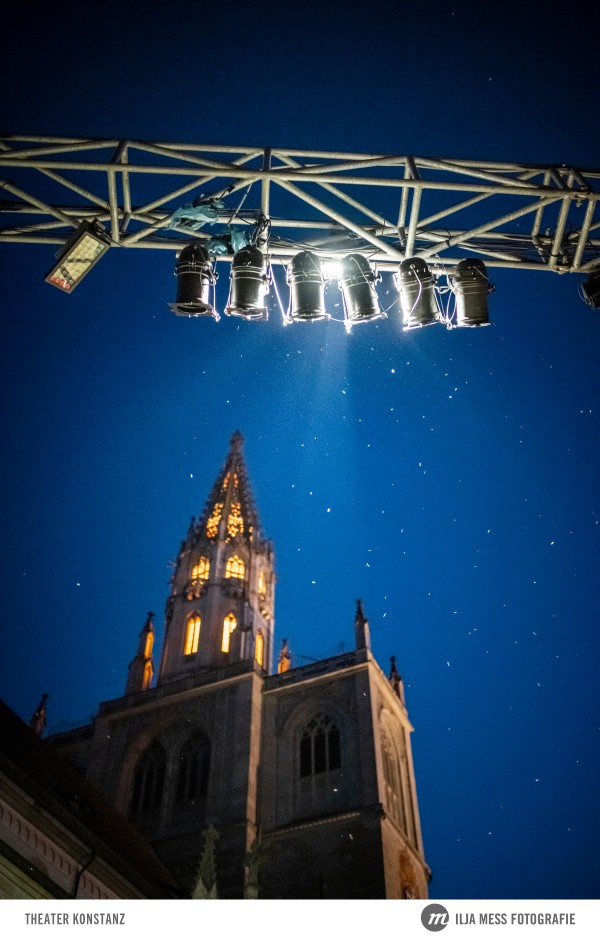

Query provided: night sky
[1,0,599,901]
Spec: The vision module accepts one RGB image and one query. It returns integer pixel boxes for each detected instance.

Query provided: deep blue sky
[1,0,599,901]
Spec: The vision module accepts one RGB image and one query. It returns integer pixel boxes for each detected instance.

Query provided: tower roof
[197,431,262,544]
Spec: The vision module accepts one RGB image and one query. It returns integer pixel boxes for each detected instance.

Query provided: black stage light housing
[581,271,600,309]
[287,251,330,322]
[339,253,385,328]
[451,258,493,327]
[168,242,219,319]
[396,258,439,330]
[225,246,269,320]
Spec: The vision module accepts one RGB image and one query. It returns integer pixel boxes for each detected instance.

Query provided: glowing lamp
[450,258,493,327]
[287,251,330,322]
[45,221,110,292]
[168,242,219,319]
[395,258,439,330]
[225,246,269,320]
[321,259,343,280]
[581,271,600,309]
[339,253,385,328]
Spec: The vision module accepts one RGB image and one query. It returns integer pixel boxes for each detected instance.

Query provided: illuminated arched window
[300,713,341,778]
[141,660,153,691]
[184,614,201,655]
[255,631,264,667]
[191,556,210,580]
[143,629,154,659]
[258,570,267,596]
[225,555,245,580]
[176,731,211,805]
[222,613,237,653]
[130,741,166,815]
[205,502,223,538]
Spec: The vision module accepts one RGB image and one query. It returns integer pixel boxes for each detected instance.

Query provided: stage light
[45,221,110,292]
[287,251,330,322]
[395,258,439,330]
[581,271,600,308]
[338,253,385,329]
[168,242,219,319]
[225,245,270,320]
[450,258,493,327]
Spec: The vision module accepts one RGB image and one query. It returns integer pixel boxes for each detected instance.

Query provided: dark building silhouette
[0,700,178,898]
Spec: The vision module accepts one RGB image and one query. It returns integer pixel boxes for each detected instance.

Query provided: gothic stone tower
[158,429,275,684]
[51,433,430,898]
[258,605,429,899]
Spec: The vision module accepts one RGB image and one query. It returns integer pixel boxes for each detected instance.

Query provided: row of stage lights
[169,242,496,332]
[42,220,600,320]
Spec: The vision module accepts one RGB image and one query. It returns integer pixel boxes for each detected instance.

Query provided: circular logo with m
[421,904,450,931]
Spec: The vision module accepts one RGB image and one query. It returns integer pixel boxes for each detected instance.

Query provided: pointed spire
[230,429,244,453]
[277,638,291,674]
[389,655,404,701]
[125,612,155,695]
[29,693,48,737]
[354,598,371,651]
[198,430,261,544]
[158,433,275,684]
[191,825,220,899]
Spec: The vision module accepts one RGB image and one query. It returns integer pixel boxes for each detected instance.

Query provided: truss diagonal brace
[417,196,564,262]
[272,178,405,262]
[0,179,80,231]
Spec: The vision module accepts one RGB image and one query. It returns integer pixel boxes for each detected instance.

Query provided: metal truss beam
[1,135,599,275]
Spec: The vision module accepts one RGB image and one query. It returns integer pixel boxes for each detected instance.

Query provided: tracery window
[191,556,210,580]
[381,729,406,832]
[184,614,201,655]
[130,741,166,815]
[225,555,245,580]
[300,713,341,778]
[205,502,223,538]
[227,502,244,539]
[222,613,237,653]
[255,630,264,667]
[175,731,211,805]
[258,570,267,596]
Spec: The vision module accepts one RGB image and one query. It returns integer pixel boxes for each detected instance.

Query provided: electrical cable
[226,186,251,226]
[267,261,291,325]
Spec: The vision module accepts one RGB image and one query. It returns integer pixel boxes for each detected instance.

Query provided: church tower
[49,433,430,899]
[157,431,275,683]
